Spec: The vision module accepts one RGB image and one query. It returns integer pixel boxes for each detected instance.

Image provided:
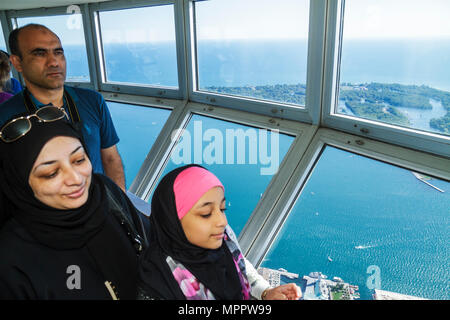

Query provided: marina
[257,268,360,300]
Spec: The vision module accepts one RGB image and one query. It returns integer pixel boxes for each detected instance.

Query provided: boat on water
[355,245,373,250]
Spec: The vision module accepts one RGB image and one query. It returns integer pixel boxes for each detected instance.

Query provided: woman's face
[180,186,227,249]
[28,136,92,210]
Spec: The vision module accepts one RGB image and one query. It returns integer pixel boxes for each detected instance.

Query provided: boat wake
[354,245,376,250]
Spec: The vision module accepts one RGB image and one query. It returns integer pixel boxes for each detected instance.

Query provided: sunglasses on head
[0,106,68,143]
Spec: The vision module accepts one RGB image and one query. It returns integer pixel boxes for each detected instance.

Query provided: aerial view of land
[205,82,450,135]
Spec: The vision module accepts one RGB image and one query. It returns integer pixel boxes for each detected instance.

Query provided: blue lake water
[103,39,450,300]
[63,38,450,91]
[110,101,449,300]
[262,146,449,300]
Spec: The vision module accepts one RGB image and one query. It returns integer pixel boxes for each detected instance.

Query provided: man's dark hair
[8,23,54,59]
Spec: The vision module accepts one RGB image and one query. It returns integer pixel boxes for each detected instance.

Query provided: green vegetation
[430,112,450,134]
[340,83,450,133]
[205,83,306,105]
[347,83,433,110]
[205,82,450,135]
[330,283,350,300]
[344,101,409,126]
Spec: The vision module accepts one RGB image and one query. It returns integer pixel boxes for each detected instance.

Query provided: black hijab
[0,117,137,298]
[0,117,106,249]
[139,164,244,300]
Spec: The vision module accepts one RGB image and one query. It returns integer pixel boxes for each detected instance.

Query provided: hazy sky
[3,0,450,47]
[99,5,176,43]
[344,0,450,39]
[195,0,310,40]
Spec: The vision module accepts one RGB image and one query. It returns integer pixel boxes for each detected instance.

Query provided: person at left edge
[0,51,13,104]
[0,49,22,95]
[0,23,126,191]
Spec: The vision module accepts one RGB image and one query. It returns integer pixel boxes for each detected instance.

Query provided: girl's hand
[262,283,302,300]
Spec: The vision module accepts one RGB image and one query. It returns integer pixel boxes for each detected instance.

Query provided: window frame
[0,11,9,49]
[100,91,181,189]
[184,0,327,125]
[0,10,19,82]
[100,91,185,189]
[88,0,187,100]
[321,0,450,158]
[128,99,317,239]
[244,127,450,266]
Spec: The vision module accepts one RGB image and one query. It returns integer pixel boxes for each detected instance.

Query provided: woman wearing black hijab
[138,165,301,300]
[0,110,148,299]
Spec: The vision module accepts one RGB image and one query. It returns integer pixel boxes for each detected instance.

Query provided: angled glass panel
[98,5,178,88]
[261,146,449,300]
[156,114,294,235]
[108,101,171,190]
[337,0,450,136]
[17,15,90,82]
[194,0,309,106]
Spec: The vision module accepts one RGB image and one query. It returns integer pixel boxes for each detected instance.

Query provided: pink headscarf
[173,166,224,220]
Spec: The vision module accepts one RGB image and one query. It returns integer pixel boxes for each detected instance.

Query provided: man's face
[11,27,66,90]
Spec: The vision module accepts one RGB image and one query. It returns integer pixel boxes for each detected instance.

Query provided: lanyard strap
[23,87,81,123]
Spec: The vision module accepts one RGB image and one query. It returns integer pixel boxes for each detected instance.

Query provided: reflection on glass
[108,102,171,189]
[157,114,294,235]
[261,146,449,300]
[99,5,178,87]
[338,0,450,136]
[17,15,90,82]
[195,0,309,106]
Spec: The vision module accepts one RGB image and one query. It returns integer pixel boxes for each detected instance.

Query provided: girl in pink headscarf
[138,164,301,300]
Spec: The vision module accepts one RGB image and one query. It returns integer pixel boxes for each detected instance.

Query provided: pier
[412,172,445,193]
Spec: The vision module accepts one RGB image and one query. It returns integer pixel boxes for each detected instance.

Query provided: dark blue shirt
[0,86,119,174]
[8,78,23,95]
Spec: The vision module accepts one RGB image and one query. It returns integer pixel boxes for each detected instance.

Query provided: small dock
[412,172,445,193]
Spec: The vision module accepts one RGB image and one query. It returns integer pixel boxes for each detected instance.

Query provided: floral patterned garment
[165,229,251,300]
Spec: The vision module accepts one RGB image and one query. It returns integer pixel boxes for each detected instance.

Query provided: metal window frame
[130,100,316,198]
[321,0,450,158]
[99,91,186,189]
[184,0,327,124]
[0,11,12,49]
[0,10,20,82]
[244,127,450,266]
[88,0,187,99]
[126,97,318,241]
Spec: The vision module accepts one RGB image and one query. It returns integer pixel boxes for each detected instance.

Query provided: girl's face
[180,186,227,249]
[28,136,92,210]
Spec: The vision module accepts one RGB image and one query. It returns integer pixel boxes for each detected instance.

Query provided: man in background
[0,24,125,190]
